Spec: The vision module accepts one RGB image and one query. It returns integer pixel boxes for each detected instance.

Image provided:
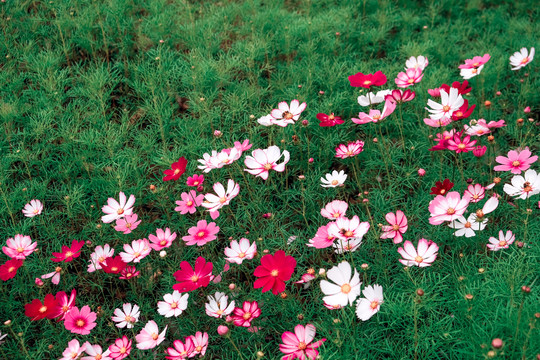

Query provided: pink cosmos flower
[473,146,487,157]
[182,220,220,246]
[87,244,114,272]
[425,88,464,120]
[335,140,364,159]
[201,179,240,219]
[352,99,396,124]
[158,291,189,318]
[224,238,257,264]
[244,146,290,180]
[60,339,86,360]
[189,332,208,357]
[50,289,76,321]
[279,324,326,360]
[494,147,538,174]
[487,230,515,251]
[3,234,37,259]
[395,67,423,88]
[175,190,204,214]
[136,321,167,350]
[232,301,261,327]
[327,216,370,241]
[64,305,97,335]
[149,228,177,251]
[173,257,214,292]
[428,87,442,97]
[186,174,205,187]
[114,214,141,234]
[41,266,62,285]
[119,266,140,280]
[22,199,43,217]
[112,303,140,329]
[270,100,307,126]
[398,239,439,267]
[165,338,194,360]
[428,192,471,225]
[446,133,477,153]
[379,210,408,244]
[234,139,252,152]
[306,223,336,249]
[385,89,415,103]
[82,343,112,360]
[459,54,491,69]
[108,336,131,360]
[101,192,136,223]
[348,71,387,88]
[320,200,348,220]
[423,116,452,128]
[119,239,151,263]
[464,184,486,203]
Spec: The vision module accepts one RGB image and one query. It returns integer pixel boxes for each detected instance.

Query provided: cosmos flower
[333,237,363,253]
[320,200,348,220]
[165,338,194,360]
[510,47,534,70]
[81,343,112,360]
[428,191,471,225]
[108,336,132,360]
[2,234,37,260]
[175,190,204,214]
[460,65,484,79]
[148,228,177,251]
[244,146,290,181]
[112,303,140,329]
[357,90,392,106]
[430,179,454,195]
[405,55,429,70]
[100,256,127,274]
[352,99,396,124]
[487,230,515,251]
[269,100,307,125]
[182,220,220,246]
[446,133,477,153]
[253,250,297,295]
[232,301,261,327]
[464,184,486,203]
[317,113,344,127]
[306,224,336,249]
[355,284,384,321]
[395,67,423,88]
[425,88,464,120]
[385,89,416,103]
[189,332,209,357]
[119,266,140,280]
[64,306,97,335]
[24,294,57,320]
[114,214,141,234]
[60,339,86,360]
[119,239,151,263]
[205,292,235,318]
[320,261,361,307]
[279,324,327,360]
[87,244,114,273]
[224,238,257,264]
[51,240,85,263]
[163,157,188,181]
[41,266,63,285]
[397,239,439,267]
[136,321,167,350]
[335,140,365,159]
[494,147,538,174]
[101,192,136,223]
[348,71,387,88]
[503,169,540,199]
[380,210,408,244]
[186,174,205,187]
[328,215,370,241]
[173,257,214,292]
[459,54,490,69]
[449,213,487,237]
[320,170,347,187]
[201,179,240,218]
[50,289,77,321]
[158,291,189,318]
[22,199,43,217]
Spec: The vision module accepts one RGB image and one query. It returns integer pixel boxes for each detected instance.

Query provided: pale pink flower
[352,99,396,124]
[101,192,136,223]
[333,238,363,253]
[201,179,240,218]
[112,303,140,329]
[395,67,423,88]
[320,261,361,307]
[2,234,37,259]
[380,210,408,244]
[270,100,307,126]
[279,324,326,360]
[189,332,209,357]
[182,220,220,246]
[335,140,364,159]
[22,199,43,217]
[197,150,219,173]
[464,184,486,203]
[327,215,370,241]
[82,343,112,360]
[306,224,336,249]
[494,147,538,174]
[41,266,62,285]
[60,339,86,360]
[119,239,151,263]
[114,214,141,234]
[398,239,439,267]
[459,54,490,69]
[136,321,167,350]
[157,291,189,318]
[487,230,515,251]
[148,228,177,251]
[425,88,464,120]
[355,284,383,321]
[244,146,290,180]
[509,47,534,70]
[224,238,257,264]
[423,116,452,127]
[165,338,194,359]
[234,139,253,152]
[209,147,242,169]
[405,55,429,70]
[87,244,114,272]
[320,200,348,220]
[428,191,470,225]
[175,190,204,214]
[108,336,131,360]
[205,292,235,318]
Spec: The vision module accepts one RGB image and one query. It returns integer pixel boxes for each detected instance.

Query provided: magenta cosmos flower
[51,240,85,263]
[317,113,344,127]
[348,71,387,88]
[108,336,131,360]
[232,301,261,327]
[22,199,43,217]
[379,210,408,244]
[428,192,470,225]
[279,324,326,360]
[186,174,204,187]
[163,157,188,181]
[270,100,307,126]
[395,68,423,88]
[189,332,208,357]
[446,133,477,153]
[175,190,204,214]
[494,147,537,174]
[253,250,297,295]
[182,220,220,246]
[335,140,364,159]
[149,228,177,251]
[3,234,37,259]
[398,239,439,267]
[64,305,97,335]
[244,146,290,180]
[101,192,136,223]
[50,289,76,321]
[459,54,490,69]
[385,89,415,103]
[173,257,214,292]
[114,214,141,234]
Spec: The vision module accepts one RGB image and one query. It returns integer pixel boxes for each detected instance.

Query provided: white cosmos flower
[510,47,534,70]
[357,90,392,107]
[320,261,361,307]
[157,291,189,318]
[112,303,140,329]
[205,292,235,318]
[321,170,347,188]
[503,169,540,200]
[425,88,464,120]
[449,213,487,237]
[405,55,429,70]
[202,179,240,214]
[355,284,383,321]
[460,64,484,79]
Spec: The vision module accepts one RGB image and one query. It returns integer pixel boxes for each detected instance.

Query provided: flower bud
[214,130,222,137]
[159,251,167,258]
[228,283,236,290]
[318,268,326,276]
[217,325,229,336]
[491,338,503,348]
[416,289,424,296]
[472,145,487,157]
[149,184,156,191]
[35,278,44,287]
[361,263,369,270]
[484,100,491,108]
[319,91,325,95]
[521,286,531,293]
[302,120,308,126]
[418,168,426,176]
[496,91,501,96]
[524,106,531,113]
[308,158,314,163]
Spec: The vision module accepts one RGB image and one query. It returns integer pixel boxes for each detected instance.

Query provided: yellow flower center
[196,346,203,352]
[39,306,48,313]
[111,267,118,272]
[283,111,294,120]
[186,201,193,206]
[442,105,451,112]
[197,231,205,237]
[170,302,178,309]
[331,180,339,185]
[446,208,455,215]
[464,222,472,228]
[458,144,466,149]
[219,197,227,203]
[238,252,245,258]
[521,57,529,64]
[191,275,199,282]
[65,251,73,258]
[363,80,371,85]
[76,319,85,327]
[415,256,423,263]
[407,78,414,83]
[174,168,181,175]
[243,312,251,320]
[264,163,272,170]
[160,240,167,246]
[392,224,400,231]
[298,342,307,350]
[117,208,124,215]
[271,269,279,277]
[370,301,379,309]
[498,240,507,247]
[120,347,127,354]
[17,247,24,253]
[512,160,520,167]
[341,283,351,294]
[152,333,159,340]
[344,231,353,237]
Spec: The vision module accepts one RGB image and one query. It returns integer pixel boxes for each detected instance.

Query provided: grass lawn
[0,0,539,359]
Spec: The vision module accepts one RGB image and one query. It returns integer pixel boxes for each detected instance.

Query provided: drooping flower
[114,214,141,234]
[327,215,370,241]
[82,343,112,360]
[335,140,365,159]
[101,192,136,223]
[405,55,429,70]
[449,214,487,237]
[201,179,240,218]
[60,339,86,360]
[320,170,347,188]
[163,157,188,181]
[357,90,392,106]
[165,338,194,360]
[270,100,307,125]
[306,224,336,249]
[50,289,77,321]
[333,238,363,253]
[380,210,408,244]
[317,113,344,127]
[112,303,140,329]
[119,239,151,263]
[348,71,387,88]
[253,250,297,295]
[395,68,423,88]
[510,47,535,70]
[224,238,257,264]
[494,147,538,174]
[175,190,204,215]
[41,266,63,285]
[157,291,189,318]
[205,292,235,318]
[244,146,290,180]
[0,258,23,281]
[136,321,167,350]
[173,257,214,292]
[355,284,384,321]
[186,174,205,187]
[385,89,416,103]
[459,54,490,69]
[470,195,499,223]
[51,240,85,263]
[352,99,396,124]
[503,169,540,200]
[188,332,208,357]
[320,200,348,220]
[487,230,515,251]
[87,244,114,273]
[279,324,327,360]
[428,192,471,225]
[232,301,261,327]
[460,65,484,79]
[320,261,361,307]
[430,179,454,195]
[2,234,37,260]
[100,256,127,274]
[22,199,43,217]
[425,88,464,120]
[64,305,97,335]
[24,294,57,320]
[149,228,177,251]
[182,220,220,246]
[398,239,439,267]
[108,336,132,360]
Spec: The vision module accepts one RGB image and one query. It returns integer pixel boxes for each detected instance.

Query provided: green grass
[0,0,539,359]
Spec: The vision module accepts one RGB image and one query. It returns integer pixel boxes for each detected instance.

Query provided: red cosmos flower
[163,157,188,182]
[316,113,344,127]
[451,99,476,121]
[0,259,23,281]
[173,257,214,292]
[385,89,415,103]
[232,301,262,327]
[441,80,472,96]
[348,71,387,88]
[253,250,297,295]
[430,179,454,196]
[24,294,58,321]
[51,240,85,263]
[100,256,127,274]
